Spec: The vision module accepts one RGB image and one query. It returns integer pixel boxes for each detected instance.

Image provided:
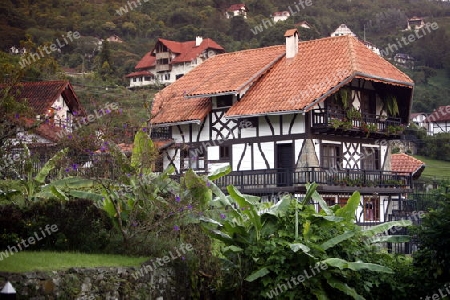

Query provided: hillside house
[406,17,425,31]
[330,24,357,37]
[149,29,420,225]
[425,106,450,134]
[225,4,248,19]
[394,53,415,69]
[295,21,312,29]
[410,112,428,130]
[331,24,381,56]
[0,81,84,147]
[273,11,290,23]
[126,37,225,88]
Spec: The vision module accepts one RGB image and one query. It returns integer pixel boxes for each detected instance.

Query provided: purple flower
[186,204,193,210]
[181,256,186,260]
[220,213,226,219]
[71,164,78,170]
[175,195,181,202]
[206,181,211,187]
[73,111,78,116]
[65,168,70,172]
[131,221,138,227]
[173,225,180,231]
[15,114,20,119]
[68,135,72,139]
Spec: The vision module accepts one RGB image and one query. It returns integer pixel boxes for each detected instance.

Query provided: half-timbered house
[149,29,421,224]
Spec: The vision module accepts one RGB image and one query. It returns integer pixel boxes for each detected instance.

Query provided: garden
[0,130,449,299]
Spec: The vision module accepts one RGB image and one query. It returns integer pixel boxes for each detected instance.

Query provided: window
[133,78,137,82]
[189,148,205,170]
[176,74,184,79]
[216,95,233,108]
[338,196,348,207]
[322,144,341,170]
[144,76,152,81]
[362,147,380,170]
[219,146,230,161]
[240,117,258,129]
[363,196,380,221]
[164,73,171,81]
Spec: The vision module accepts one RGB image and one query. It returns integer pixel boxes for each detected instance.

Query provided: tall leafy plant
[196,177,412,299]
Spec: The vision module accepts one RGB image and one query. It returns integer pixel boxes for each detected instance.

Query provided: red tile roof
[135,53,156,70]
[151,45,285,125]
[0,81,84,116]
[273,11,290,16]
[227,35,413,118]
[134,38,224,71]
[152,38,225,64]
[150,35,413,125]
[425,106,450,122]
[19,118,65,143]
[227,4,247,12]
[391,153,425,178]
[125,70,154,78]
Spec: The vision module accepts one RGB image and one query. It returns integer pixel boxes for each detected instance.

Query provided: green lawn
[414,155,450,179]
[0,251,147,273]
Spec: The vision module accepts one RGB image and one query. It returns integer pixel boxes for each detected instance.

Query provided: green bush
[0,198,112,252]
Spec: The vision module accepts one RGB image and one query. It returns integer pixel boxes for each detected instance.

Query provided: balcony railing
[214,168,413,192]
[155,52,170,59]
[150,127,172,140]
[155,64,171,72]
[311,109,402,136]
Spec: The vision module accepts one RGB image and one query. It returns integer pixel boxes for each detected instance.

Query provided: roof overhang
[151,119,202,128]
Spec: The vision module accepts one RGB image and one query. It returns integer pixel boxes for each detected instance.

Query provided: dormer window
[216,95,233,108]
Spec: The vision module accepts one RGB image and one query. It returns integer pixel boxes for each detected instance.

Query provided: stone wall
[0,265,189,299]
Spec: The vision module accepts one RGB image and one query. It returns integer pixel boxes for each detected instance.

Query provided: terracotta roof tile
[0,80,84,116]
[226,36,413,117]
[150,45,285,125]
[227,4,247,11]
[151,35,414,124]
[135,53,156,70]
[425,106,450,122]
[125,70,153,78]
[391,153,425,178]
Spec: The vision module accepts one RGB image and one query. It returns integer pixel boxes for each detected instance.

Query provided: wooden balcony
[150,127,172,140]
[155,52,170,59]
[311,109,403,138]
[155,64,171,73]
[213,168,413,194]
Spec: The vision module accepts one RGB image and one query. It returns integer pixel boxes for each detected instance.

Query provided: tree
[412,189,450,297]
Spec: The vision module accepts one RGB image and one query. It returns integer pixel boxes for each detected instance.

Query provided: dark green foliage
[417,132,450,161]
[411,190,450,297]
[0,198,112,252]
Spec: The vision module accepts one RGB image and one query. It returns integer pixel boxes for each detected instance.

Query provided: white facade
[331,24,357,37]
[273,11,290,23]
[128,50,219,88]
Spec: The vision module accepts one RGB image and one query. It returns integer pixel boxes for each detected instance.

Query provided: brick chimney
[284,29,299,59]
[195,36,203,47]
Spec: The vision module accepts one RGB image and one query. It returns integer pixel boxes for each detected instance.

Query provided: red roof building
[125,37,225,88]
[425,105,450,134]
[391,153,425,179]
[225,4,248,19]
[148,30,418,224]
[0,80,84,144]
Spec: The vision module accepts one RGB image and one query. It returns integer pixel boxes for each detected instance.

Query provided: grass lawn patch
[0,251,148,273]
[414,155,450,179]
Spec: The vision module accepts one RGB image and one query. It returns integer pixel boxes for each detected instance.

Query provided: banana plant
[18,145,69,203]
[195,174,412,299]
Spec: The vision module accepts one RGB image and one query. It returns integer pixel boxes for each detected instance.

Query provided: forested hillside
[2,0,450,112]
